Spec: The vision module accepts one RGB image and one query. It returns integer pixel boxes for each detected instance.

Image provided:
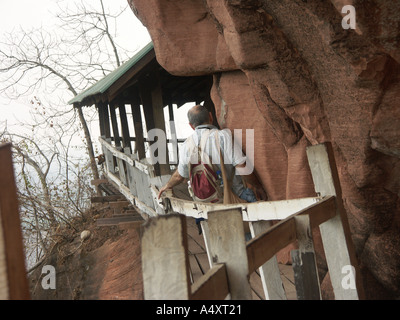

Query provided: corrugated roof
[68,42,154,106]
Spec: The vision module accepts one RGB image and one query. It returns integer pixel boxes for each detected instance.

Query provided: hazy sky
[0,0,151,127]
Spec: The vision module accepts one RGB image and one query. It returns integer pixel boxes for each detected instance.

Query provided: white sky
[0,0,151,126]
[0,0,192,156]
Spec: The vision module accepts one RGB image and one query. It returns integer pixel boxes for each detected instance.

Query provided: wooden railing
[99,135,364,300]
[139,143,365,300]
[99,136,169,218]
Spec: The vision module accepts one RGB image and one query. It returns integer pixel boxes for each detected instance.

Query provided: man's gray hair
[187,105,209,128]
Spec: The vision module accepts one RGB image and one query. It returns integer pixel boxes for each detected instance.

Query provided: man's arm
[158,169,186,199]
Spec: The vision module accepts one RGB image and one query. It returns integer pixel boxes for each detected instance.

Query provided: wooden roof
[69,42,212,108]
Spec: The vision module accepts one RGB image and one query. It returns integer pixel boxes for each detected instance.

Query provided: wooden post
[124,147,137,197]
[140,71,170,176]
[104,138,115,174]
[109,102,121,148]
[0,144,30,300]
[118,103,132,151]
[291,214,321,300]
[131,104,146,160]
[141,214,191,299]
[249,221,287,300]
[306,142,365,300]
[207,208,252,300]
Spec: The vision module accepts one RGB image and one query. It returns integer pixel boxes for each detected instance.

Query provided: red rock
[128,0,400,299]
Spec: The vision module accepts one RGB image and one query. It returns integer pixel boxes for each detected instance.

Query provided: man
[158,104,266,202]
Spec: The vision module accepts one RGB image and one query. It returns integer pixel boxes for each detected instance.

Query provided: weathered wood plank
[0,144,30,300]
[291,214,321,300]
[207,208,252,300]
[131,104,146,160]
[307,143,365,300]
[247,217,297,275]
[90,194,125,203]
[90,179,109,186]
[191,264,229,300]
[246,196,336,274]
[99,137,134,166]
[96,215,143,226]
[164,195,321,222]
[141,214,191,300]
[249,220,287,300]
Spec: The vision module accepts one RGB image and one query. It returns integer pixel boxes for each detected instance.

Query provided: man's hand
[158,185,172,199]
[157,169,186,199]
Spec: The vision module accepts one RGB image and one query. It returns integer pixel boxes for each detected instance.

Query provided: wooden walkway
[185,216,296,300]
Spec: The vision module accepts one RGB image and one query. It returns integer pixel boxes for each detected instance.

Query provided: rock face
[128,0,400,299]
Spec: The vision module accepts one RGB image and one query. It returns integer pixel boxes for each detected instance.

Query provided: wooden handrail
[246,196,336,274]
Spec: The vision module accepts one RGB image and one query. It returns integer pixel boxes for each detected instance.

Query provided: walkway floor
[185,216,296,300]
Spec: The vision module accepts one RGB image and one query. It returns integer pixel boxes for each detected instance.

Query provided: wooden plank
[247,217,297,275]
[90,194,125,203]
[108,201,130,209]
[291,214,321,300]
[207,208,252,300]
[90,179,109,186]
[249,272,265,300]
[0,144,30,300]
[306,143,365,300]
[124,147,137,197]
[103,138,115,174]
[96,215,143,226]
[150,70,170,176]
[191,264,229,300]
[118,103,132,151]
[131,104,146,160]
[165,195,321,221]
[105,171,157,217]
[246,196,336,274]
[188,254,204,283]
[249,220,287,300]
[99,137,134,167]
[141,214,191,300]
[109,103,121,148]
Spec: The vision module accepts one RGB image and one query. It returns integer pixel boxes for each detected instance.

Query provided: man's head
[187,104,212,129]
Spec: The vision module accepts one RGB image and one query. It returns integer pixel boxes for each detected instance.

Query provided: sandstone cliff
[128,0,400,299]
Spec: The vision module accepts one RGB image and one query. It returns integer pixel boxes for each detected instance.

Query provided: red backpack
[187,130,223,203]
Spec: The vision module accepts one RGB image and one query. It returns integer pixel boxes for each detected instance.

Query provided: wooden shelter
[69,42,214,177]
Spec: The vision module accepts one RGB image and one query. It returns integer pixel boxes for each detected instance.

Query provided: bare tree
[1,97,95,265]
[0,0,133,194]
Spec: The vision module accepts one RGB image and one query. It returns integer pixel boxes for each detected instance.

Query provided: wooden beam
[141,214,192,300]
[0,144,30,300]
[306,142,365,300]
[249,221,287,300]
[246,196,336,274]
[90,179,108,186]
[96,215,143,227]
[291,214,321,300]
[118,103,132,150]
[207,208,252,300]
[109,103,121,148]
[90,195,125,203]
[163,195,321,221]
[131,104,146,160]
[247,216,297,275]
[191,263,229,300]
